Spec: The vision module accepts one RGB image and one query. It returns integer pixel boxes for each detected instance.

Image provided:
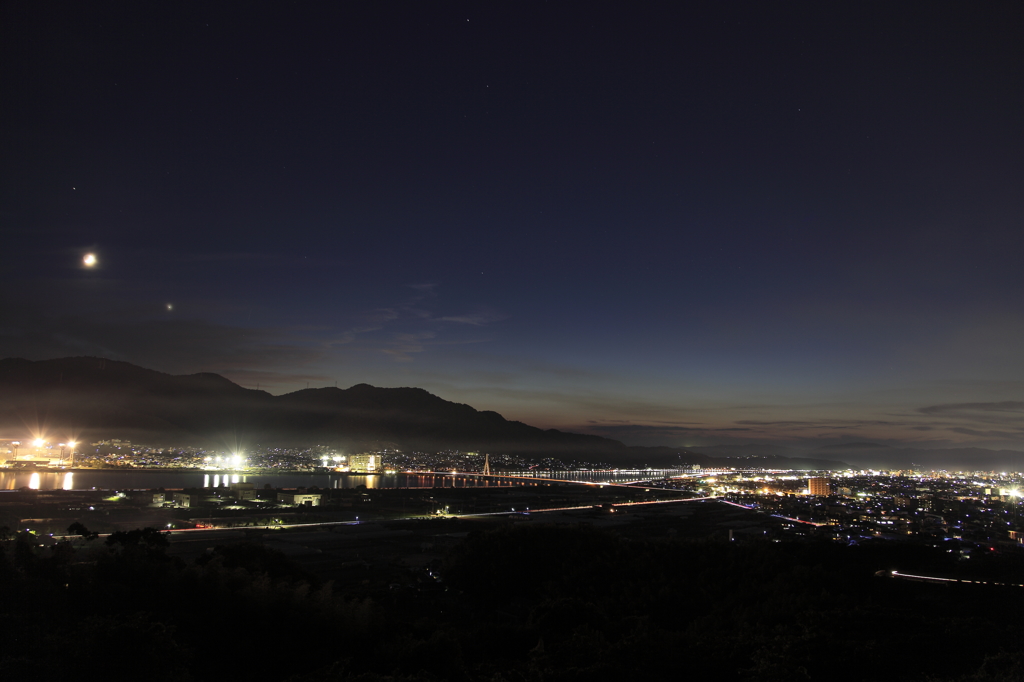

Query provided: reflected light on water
[0,469,644,493]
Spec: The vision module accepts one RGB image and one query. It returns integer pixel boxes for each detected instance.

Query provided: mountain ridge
[0,357,627,457]
[0,357,849,469]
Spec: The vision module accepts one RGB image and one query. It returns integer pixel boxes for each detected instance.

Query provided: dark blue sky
[3,2,1022,450]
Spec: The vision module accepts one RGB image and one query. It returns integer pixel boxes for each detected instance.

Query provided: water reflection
[0,468,664,492]
[201,473,248,488]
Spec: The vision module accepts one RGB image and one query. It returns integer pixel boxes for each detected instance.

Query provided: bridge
[396,469,691,490]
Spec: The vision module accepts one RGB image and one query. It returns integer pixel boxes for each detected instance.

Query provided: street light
[67,441,78,467]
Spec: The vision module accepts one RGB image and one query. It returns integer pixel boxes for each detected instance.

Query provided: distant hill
[809,442,1024,471]
[813,442,894,452]
[688,440,1024,471]
[680,444,849,470]
[684,443,798,459]
[0,357,852,469]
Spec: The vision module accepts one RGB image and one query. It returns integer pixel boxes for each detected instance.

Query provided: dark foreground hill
[0,357,844,468]
[5,520,1024,682]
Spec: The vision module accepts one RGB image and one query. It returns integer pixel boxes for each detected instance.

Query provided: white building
[278,492,321,506]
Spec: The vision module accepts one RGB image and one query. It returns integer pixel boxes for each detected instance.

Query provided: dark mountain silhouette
[0,357,846,469]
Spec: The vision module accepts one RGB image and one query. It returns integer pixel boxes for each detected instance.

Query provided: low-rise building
[126,490,166,506]
[173,491,206,508]
[278,491,321,506]
[230,482,256,500]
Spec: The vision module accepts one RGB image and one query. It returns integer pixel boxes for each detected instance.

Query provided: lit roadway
[720,498,826,527]
[888,571,1024,588]
[154,494,719,538]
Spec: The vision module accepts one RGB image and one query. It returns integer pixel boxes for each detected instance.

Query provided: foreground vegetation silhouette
[2,523,1023,681]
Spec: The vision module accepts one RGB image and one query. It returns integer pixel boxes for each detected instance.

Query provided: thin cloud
[381,332,436,362]
[578,423,756,447]
[919,401,1024,415]
[328,286,505,360]
[735,419,910,430]
[735,420,821,427]
[948,427,1024,439]
[588,424,707,434]
[409,283,438,294]
[438,310,506,326]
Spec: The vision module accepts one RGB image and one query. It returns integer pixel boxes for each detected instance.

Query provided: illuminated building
[230,482,256,500]
[808,477,831,496]
[278,492,321,506]
[126,490,166,506]
[348,453,383,473]
[173,491,204,508]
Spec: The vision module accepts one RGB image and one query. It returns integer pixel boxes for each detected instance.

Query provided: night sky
[3,2,1022,451]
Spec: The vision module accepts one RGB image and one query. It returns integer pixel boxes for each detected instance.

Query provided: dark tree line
[1,523,1023,681]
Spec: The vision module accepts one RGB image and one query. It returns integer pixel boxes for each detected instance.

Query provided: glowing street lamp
[67,441,78,467]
